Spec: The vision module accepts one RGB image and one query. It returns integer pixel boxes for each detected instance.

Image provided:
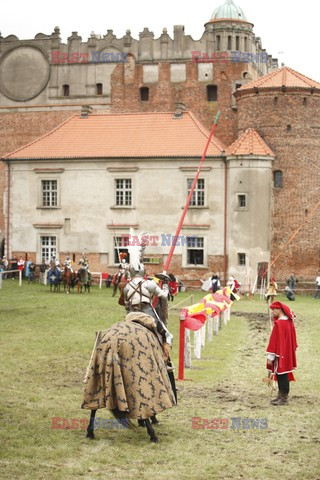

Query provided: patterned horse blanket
[82,313,176,419]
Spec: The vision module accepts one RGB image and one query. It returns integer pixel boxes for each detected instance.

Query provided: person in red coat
[266,301,298,406]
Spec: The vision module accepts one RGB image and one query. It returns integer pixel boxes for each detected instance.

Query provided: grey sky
[2,0,318,81]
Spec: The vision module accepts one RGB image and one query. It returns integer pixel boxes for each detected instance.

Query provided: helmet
[129,263,145,278]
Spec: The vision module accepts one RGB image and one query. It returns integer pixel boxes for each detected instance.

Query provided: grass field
[0,281,320,480]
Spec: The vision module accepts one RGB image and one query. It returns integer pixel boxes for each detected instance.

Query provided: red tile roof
[237,66,320,93]
[3,112,225,159]
[226,128,275,156]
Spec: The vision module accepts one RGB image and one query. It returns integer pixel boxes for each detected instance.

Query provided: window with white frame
[115,179,132,206]
[41,236,56,262]
[187,236,204,265]
[187,178,205,206]
[42,180,58,207]
[113,235,130,264]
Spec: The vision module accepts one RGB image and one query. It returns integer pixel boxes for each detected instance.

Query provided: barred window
[115,179,132,206]
[187,178,205,206]
[238,194,246,208]
[41,236,56,262]
[187,236,204,265]
[42,180,57,207]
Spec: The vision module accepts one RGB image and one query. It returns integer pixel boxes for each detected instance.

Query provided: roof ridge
[285,66,319,87]
[78,111,183,117]
[187,111,226,152]
[226,127,274,156]
[2,114,77,159]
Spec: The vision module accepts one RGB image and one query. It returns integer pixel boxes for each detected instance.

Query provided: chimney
[81,105,92,118]
[173,102,186,118]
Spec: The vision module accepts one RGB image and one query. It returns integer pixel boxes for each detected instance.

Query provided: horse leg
[86,409,97,439]
[138,419,146,427]
[145,418,158,443]
[151,415,159,425]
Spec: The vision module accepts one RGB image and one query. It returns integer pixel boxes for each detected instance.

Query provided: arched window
[140,87,149,101]
[274,170,283,188]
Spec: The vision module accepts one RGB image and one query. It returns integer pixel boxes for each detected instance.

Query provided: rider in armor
[50,256,61,271]
[64,256,74,273]
[79,257,91,281]
[123,263,173,347]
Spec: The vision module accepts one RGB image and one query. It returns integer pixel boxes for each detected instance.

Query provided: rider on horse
[123,262,173,349]
[50,255,61,271]
[78,257,91,281]
[64,255,74,273]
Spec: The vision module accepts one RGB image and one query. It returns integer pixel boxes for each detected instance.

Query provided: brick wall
[236,91,320,280]
[110,60,250,147]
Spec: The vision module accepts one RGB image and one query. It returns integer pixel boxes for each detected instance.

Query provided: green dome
[212,0,247,21]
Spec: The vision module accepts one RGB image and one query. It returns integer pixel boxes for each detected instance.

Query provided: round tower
[235,66,320,279]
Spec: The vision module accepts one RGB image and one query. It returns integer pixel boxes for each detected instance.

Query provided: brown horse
[62,266,75,294]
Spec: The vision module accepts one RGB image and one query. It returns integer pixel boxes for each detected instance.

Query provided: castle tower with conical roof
[235,66,320,277]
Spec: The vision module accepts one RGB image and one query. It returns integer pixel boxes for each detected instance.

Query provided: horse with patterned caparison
[82,312,176,443]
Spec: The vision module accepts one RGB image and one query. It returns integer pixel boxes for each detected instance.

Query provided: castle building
[0,0,319,286]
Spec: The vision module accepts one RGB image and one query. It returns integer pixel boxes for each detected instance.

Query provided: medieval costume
[211,274,221,293]
[284,286,295,301]
[266,275,278,302]
[82,230,176,424]
[227,276,240,301]
[266,301,298,405]
[64,256,74,273]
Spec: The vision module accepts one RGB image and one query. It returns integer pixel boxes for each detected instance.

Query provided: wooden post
[208,315,213,341]
[200,323,206,348]
[178,310,186,380]
[194,330,202,359]
[214,315,219,335]
[184,329,191,368]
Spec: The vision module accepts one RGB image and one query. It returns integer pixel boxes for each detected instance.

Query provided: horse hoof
[86,430,95,439]
[150,436,159,443]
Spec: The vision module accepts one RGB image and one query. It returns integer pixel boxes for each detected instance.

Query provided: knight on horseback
[123,265,173,348]
[64,255,74,273]
[82,231,176,442]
